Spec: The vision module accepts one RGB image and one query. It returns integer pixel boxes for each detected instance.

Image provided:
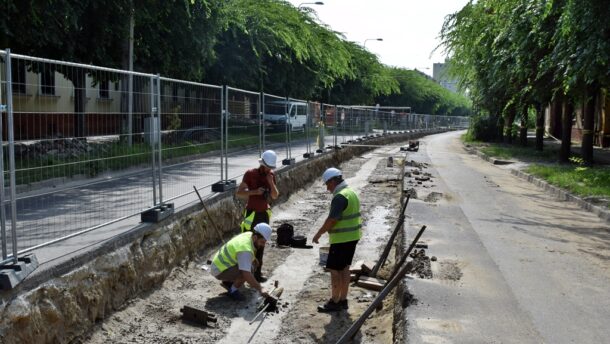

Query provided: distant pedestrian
[312,167,361,312]
[210,223,272,301]
[236,150,279,282]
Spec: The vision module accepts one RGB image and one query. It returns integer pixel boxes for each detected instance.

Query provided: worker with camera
[236,150,279,282]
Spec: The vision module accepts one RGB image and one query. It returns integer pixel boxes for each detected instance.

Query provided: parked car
[263,100,308,132]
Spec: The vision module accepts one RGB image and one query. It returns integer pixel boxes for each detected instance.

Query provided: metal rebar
[370,194,411,277]
[193,186,225,244]
[336,225,427,344]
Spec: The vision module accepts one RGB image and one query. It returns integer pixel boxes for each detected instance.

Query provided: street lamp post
[363,38,383,48]
[298,1,324,8]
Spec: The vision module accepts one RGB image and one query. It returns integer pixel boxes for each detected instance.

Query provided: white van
[263,101,307,132]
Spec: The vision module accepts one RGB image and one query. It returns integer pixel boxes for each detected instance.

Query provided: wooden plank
[360,261,375,275]
[356,276,386,291]
[350,260,365,274]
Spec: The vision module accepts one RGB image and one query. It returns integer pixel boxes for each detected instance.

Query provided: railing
[0,49,469,265]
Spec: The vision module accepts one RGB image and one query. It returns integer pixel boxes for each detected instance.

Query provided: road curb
[468,147,610,224]
[509,169,610,224]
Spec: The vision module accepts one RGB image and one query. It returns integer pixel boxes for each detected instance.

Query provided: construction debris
[180,306,217,327]
[356,276,386,291]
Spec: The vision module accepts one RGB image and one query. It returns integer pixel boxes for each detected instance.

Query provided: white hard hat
[259,150,277,169]
[253,223,272,241]
[322,167,342,183]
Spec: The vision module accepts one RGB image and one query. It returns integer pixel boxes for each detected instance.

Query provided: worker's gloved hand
[260,288,270,299]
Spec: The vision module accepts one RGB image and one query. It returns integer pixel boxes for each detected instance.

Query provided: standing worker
[312,167,361,312]
[210,223,272,301]
[236,150,279,282]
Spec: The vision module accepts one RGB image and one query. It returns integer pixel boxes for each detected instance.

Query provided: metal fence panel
[3,52,159,255]
[159,78,222,202]
[263,93,290,162]
[225,87,262,179]
[0,49,470,267]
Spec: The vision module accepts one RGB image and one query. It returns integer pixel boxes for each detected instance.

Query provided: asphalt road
[404,131,610,343]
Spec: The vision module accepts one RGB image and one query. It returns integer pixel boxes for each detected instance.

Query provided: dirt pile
[406,249,433,279]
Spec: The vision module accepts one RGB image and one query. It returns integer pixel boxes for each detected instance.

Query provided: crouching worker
[211,223,272,301]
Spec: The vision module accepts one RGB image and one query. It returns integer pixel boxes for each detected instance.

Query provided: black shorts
[326,240,358,271]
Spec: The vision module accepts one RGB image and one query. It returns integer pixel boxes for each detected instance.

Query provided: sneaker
[227,289,245,301]
[339,299,348,310]
[317,300,341,313]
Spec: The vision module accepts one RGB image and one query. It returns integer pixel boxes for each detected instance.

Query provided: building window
[99,79,110,99]
[12,63,26,94]
[40,69,55,95]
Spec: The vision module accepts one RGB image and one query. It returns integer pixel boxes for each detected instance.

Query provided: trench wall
[0,129,447,344]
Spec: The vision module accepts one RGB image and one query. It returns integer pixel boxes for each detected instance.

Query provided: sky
[286,0,470,76]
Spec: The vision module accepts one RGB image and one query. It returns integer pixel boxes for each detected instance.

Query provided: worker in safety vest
[312,167,361,312]
[211,223,272,301]
[236,150,279,282]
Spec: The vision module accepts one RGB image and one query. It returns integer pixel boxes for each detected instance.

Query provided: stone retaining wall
[0,129,446,344]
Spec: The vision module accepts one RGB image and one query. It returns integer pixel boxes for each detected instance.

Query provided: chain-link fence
[0,49,469,265]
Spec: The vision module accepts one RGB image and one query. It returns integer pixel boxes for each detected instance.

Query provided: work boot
[317,300,341,313]
[254,273,268,283]
[339,299,348,310]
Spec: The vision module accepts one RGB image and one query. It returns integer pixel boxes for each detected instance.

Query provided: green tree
[1,0,224,137]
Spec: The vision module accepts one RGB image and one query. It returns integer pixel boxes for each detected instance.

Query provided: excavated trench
[85,146,406,344]
[0,130,450,344]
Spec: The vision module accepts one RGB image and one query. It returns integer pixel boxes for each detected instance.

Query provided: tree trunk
[497,114,504,142]
[581,85,596,166]
[559,96,573,163]
[505,107,516,144]
[535,102,544,151]
[520,113,528,146]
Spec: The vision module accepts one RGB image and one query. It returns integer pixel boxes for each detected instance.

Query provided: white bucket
[319,246,330,266]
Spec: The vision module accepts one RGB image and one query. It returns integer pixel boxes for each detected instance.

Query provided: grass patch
[462,137,610,207]
[480,144,557,162]
[527,164,610,205]
[9,130,315,186]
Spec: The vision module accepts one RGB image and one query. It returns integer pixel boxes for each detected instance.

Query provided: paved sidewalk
[465,137,610,224]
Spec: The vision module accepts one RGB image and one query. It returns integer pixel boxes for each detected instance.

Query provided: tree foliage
[1,0,468,116]
[441,0,610,164]
[376,68,471,116]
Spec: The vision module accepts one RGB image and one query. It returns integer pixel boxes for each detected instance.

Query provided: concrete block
[0,254,39,290]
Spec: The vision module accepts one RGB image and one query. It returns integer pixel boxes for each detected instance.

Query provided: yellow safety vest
[212,232,255,273]
[329,187,362,244]
[240,209,273,232]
